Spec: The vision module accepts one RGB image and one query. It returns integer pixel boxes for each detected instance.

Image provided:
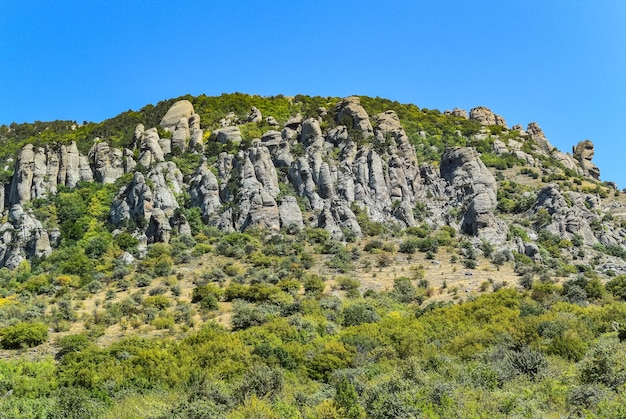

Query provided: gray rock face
[110,172,153,227]
[160,100,195,132]
[109,161,182,239]
[0,204,51,269]
[171,117,190,152]
[526,122,554,152]
[278,196,304,230]
[89,142,124,184]
[189,162,222,223]
[246,106,262,123]
[266,116,279,127]
[9,144,36,205]
[440,147,507,243]
[146,208,172,244]
[452,108,468,119]
[189,114,204,151]
[8,142,92,206]
[532,184,598,245]
[215,126,242,144]
[573,140,600,180]
[336,96,374,138]
[469,106,507,127]
[138,128,165,167]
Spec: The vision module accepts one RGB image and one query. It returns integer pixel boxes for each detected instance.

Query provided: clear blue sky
[1,1,625,186]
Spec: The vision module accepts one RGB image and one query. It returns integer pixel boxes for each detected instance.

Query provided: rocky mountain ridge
[1,95,624,278]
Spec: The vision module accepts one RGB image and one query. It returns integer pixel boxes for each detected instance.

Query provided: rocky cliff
[0,94,622,275]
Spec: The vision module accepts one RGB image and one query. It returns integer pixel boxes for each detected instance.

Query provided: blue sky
[1,1,625,186]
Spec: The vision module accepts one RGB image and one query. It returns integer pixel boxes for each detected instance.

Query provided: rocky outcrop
[89,142,125,184]
[278,196,304,230]
[440,147,507,244]
[0,204,51,269]
[246,107,262,123]
[526,122,554,152]
[189,162,222,223]
[336,96,374,138]
[532,184,598,246]
[8,142,94,205]
[573,140,600,180]
[469,106,507,127]
[215,126,243,144]
[160,100,194,132]
[3,95,624,275]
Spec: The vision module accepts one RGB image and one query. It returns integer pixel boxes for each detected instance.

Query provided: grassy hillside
[1,93,626,417]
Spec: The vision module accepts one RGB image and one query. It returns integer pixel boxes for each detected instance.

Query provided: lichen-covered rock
[573,140,600,180]
[138,128,165,167]
[146,208,172,243]
[278,196,304,230]
[89,142,124,184]
[171,117,190,152]
[441,147,507,243]
[160,100,194,132]
[246,106,262,123]
[189,161,222,223]
[215,126,242,144]
[336,96,374,138]
[469,106,507,127]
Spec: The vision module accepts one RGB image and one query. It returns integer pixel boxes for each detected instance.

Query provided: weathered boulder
[172,117,190,152]
[573,140,600,180]
[246,106,262,123]
[160,100,194,132]
[189,162,222,223]
[336,96,374,138]
[526,122,554,152]
[89,142,124,184]
[278,196,304,229]
[441,147,507,243]
[285,113,303,129]
[138,128,165,167]
[215,126,242,144]
[9,144,36,205]
[469,106,507,127]
[145,208,172,243]
[452,108,468,119]
[266,116,279,127]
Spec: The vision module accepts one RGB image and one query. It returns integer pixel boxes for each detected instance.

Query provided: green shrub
[1,322,48,349]
[342,302,380,327]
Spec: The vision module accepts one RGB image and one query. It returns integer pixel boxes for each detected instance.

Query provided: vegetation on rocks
[1,93,626,417]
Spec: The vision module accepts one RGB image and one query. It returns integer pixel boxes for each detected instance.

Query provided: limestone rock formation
[573,140,600,180]
[246,106,262,123]
[0,204,52,269]
[526,122,554,152]
[89,142,125,184]
[532,184,598,246]
[189,161,222,223]
[469,107,507,127]
[138,128,166,167]
[336,96,374,138]
[215,126,243,144]
[440,147,507,244]
[160,100,194,132]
